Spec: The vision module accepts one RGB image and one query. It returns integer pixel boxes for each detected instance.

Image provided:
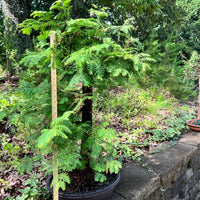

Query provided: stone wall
[110,131,200,200]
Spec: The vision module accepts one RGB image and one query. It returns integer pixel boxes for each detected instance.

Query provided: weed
[10,174,50,200]
[0,134,20,171]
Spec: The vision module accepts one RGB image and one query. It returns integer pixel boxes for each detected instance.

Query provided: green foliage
[95,0,182,42]
[20,41,51,83]
[94,173,107,182]
[0,131,41,177]
[5,80,51,135]
[17,156,35,175]
[177,0,200,53]
[0,179,11,192]
[17,174,50,200]
[19,1,153,92]
[0,25,6,71]
[1,1,197,197]
[94,80,171,122]
[152,112,193,142]
[143,30,195,99]
[0,134,20,171]
[15,1,154,189]
[94,80,194,156]
[36,110,125,185]
[0,17,20,75]
[181,51,200,96]
[18,0,72,40]
[183,51,200,76]
[87,127,122,175]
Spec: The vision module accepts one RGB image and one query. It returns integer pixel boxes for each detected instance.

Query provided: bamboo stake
[50,31,59,200]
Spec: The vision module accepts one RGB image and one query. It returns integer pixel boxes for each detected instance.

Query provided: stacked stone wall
[110,131,200,200]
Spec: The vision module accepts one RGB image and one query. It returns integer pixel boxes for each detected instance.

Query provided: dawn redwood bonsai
[18,0,153,197]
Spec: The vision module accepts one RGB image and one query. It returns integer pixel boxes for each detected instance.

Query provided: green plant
[17,0,154,195]
[36,110,124,187]
[183,51,200,120]
[0,79,52,139]
[0,17,20,76]
[0,179,11,194]
[152,112,193,142]
[17,174,50,200]
[143,30,195,99]
[0,134,20,171]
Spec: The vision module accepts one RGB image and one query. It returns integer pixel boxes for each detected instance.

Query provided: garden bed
[0,81,196,199]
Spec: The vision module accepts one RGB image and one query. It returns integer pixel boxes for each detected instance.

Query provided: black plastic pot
[46,173,120,200]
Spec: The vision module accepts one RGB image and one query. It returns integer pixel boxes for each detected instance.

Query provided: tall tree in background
[177,0,200,54]
[0,0,33,76]
[95,0,182,42]
[0,0,33,55]
[0,4,5,68]
[0,0,88,76]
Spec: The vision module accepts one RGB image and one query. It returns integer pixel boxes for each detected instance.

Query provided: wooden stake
[50,31,59,200]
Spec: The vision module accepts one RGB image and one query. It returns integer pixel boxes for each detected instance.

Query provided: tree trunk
[0,0,33,75]
[82,86,93,125]
[81,86,92,168]
[198,70,200,120]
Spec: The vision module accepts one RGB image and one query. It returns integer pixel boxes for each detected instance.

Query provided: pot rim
[46,172,120,198]
[187,119,200,126]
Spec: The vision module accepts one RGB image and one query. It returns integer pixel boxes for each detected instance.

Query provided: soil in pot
[46,168,120,200]
[187,119,200,131]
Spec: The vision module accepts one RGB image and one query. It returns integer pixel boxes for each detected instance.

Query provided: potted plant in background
[185,51,200,131]
[19,0,153,199]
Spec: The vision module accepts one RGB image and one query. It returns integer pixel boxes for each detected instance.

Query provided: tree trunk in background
[0,0,33,54]
[198,70,200,120]
[0,0,33,75]
[82,86,93,125]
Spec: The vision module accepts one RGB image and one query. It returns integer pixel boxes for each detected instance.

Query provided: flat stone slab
[143,143,198,186]
[109,192,125,200]
[179,131,200,149]
[109,162,160,200]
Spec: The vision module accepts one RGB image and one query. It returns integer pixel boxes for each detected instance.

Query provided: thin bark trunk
[198,71,200,120]
[162,73,165,92]
[82,86,92,125]
[162,57,167,92]
[81,86,92,169]
[0,0,33,62]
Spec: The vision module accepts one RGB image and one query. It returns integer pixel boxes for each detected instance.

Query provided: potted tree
[185,51,200,131]
[19,0,153,199]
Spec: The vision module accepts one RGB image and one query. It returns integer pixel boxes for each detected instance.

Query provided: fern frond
[50,0,71,11]
[66,18,100,35]
[37,129,55,149]
[111,68,130,77]
[107,160,122,174]
[53,129,68,139]
[31,11,54,20]
[53,125,71,134]
[50,111,73,127]
[94,173,107,182]
[58,173,70,184]
[120,25,134,35]
[20,47,51,67]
